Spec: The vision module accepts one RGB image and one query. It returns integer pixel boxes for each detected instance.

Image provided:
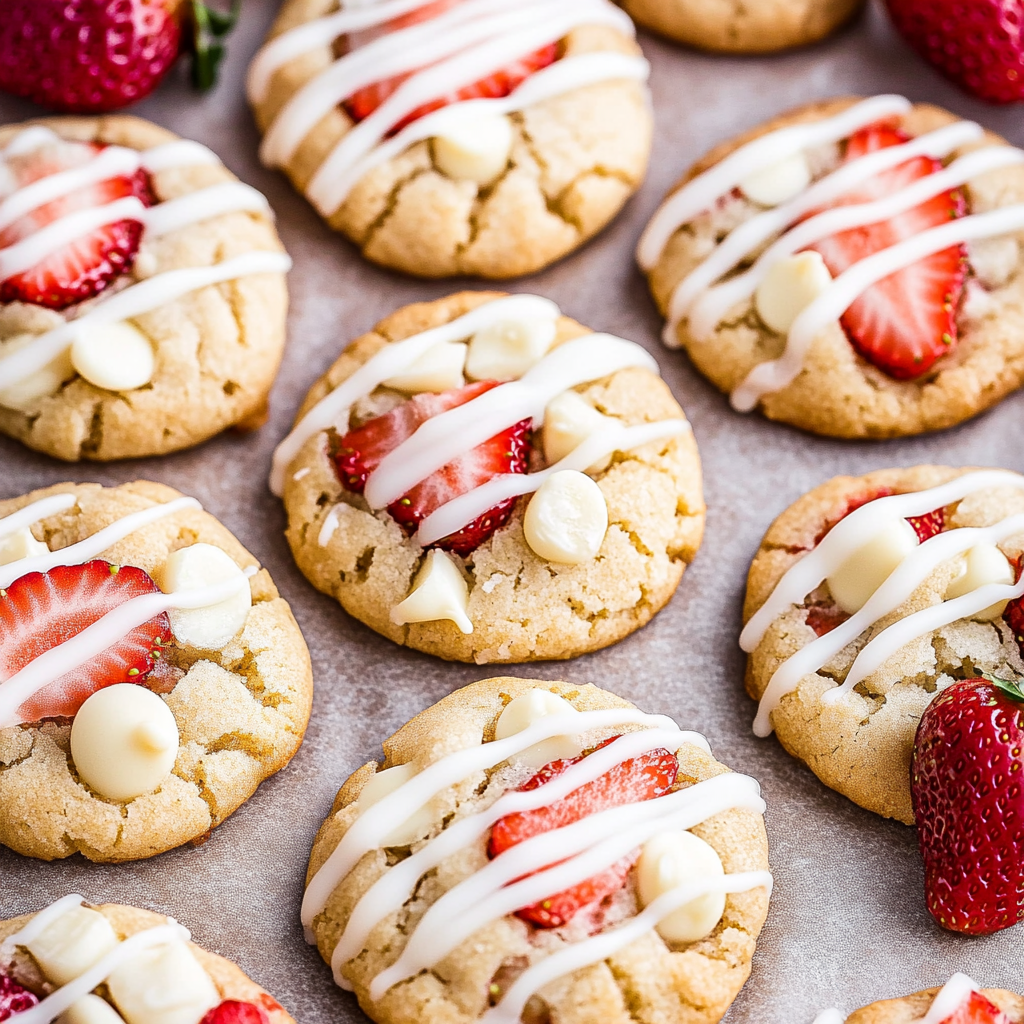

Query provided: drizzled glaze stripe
[922,976,980,1024]
[300,707,708,928]
[811,1012,845,1024]
[0,894,85,961]
[480,871,773,1024]
[0,494,76,542]
[0,570,255,727]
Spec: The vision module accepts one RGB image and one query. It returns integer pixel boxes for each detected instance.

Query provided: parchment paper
[3,2,1024,1020]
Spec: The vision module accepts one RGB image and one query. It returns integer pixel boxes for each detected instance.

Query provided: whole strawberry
[884,0,1024,105]
[911,676,1024,935]
[0,0,237,113]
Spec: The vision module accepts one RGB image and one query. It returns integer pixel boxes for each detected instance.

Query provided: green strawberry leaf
[191,0,241,91]
[981,672,1024,704]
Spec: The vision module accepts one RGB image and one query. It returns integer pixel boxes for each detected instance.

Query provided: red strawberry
[911,675,1024,935]
[884,0,1024,105]
[0,975,38,1022]
[937,991,1014,1024]
[0,560,171,727]
[488,740,679,929]
[809,124,967,380]
[907,507,946,543]
[0,1,237,114]
[199,1002,270,1024]
[1006,593,1024,660]
[805,604,848,637]
[0,139,153,311]
[335,381,530,556]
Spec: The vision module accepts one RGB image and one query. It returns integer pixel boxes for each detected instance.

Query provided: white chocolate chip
[968,236,1020,290]
[523,470,608,565]
[106,940,219,1024]
[158,544,252,651]
[465,317,557,382]
[70,320,155,392]
[946,543,1015,621]
[0,333,74,412]
[826,519,920,615]
[59,995,128,1024]
[70,684,179,802]
[24,906,119,986]
[431,114,514,185]
[391,549,473,634]
[739,152,812,207]
[382,341,467,394]
[494,689,582,769]
[636,830,726,944]
[755,251,833,334]
[357,763,435,846]
[542,391,615,473]
[0,526,48,566]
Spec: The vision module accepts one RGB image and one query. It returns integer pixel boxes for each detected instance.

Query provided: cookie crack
[360,166,433,250]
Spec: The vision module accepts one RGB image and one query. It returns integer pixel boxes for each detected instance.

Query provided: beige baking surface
[2,1,1024,1020]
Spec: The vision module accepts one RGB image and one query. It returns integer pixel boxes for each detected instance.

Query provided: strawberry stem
[982,672,1024,703]
[191,0,240,91]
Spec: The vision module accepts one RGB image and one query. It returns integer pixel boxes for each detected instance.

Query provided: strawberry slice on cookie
[938,991,1015,1024]
[0,139,152,310]
[488,741,680,928]
[809,124,967,380]
[335,381,530,555]
[0,560,171,727]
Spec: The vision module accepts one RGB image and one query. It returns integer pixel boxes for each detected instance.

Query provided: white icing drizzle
[811,1012,846,1024]
[684,138,1014,342]
[248,0,646,216]
[479,871,772,1024]
[636,94,913,270]
[921,975,979,1024]
[0,251,293,390]
[0,494,76,542]
[731,204,1024,412]
[0,126,63,160]
[318,505,344,547]
[415,419,690,546]
[744,470,1024,737]
[0,571,253,727]
[0,895,85,962]
[301,707,709,929]
[0,496,201,590]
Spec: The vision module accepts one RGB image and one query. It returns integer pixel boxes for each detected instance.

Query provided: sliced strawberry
[199,1002,270,1024]
[808,124,966,380]
[907,507,946,542]
[335,381,530,555]
[0,140,152,311]
[488,739,680,929]
[938,991,1013,1024]
[0,560,171,726]
[805,604,848,637]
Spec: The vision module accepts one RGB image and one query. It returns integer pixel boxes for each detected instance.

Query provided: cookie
[638,95,1024,439]
[0,116,291,461]
[620,0,865,53]
[816,975,1024,1024]
[742,464,1024,824]
[248,0,652,279]
[0,895,294,1024]
[302,676,772,1024]
[274,290,704,664]
[0,480,313,862]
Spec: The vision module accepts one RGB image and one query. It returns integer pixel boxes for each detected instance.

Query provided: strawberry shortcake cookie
[247,0,652,279]
[0,117,291,461]
[303,677,771,1024]
[639,96,1024,438]
[620,0,865,54]
[812,975,1024,1024]
[0,481,313,862]
[273,291,704,663]
[742,465,1024,824]
[0,895,294,1024]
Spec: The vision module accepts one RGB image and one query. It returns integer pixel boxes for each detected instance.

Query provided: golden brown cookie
[276,291,704,664]
[843,983,1024,1023]
[303,676,772,1024]
[0,115,290,461]
[743,465,1024,824]
[0,480,313,862]
[640,97,1024,439]
[620,0,865,52]
[1,898,294,1024]
[249,0,652,279]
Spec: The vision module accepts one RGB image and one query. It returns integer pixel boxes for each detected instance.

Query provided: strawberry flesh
[911,676,1024,934]
[0,140,152,311]
[938,990,1014,1024]
[0,975,38,1021]
[335,381,530,556]
[0,560,171,726]
[907,507,946,543]
[805,604,849,637]
[808,124,966,380]
[488,739,680,929]
[199,1002,270,1024]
